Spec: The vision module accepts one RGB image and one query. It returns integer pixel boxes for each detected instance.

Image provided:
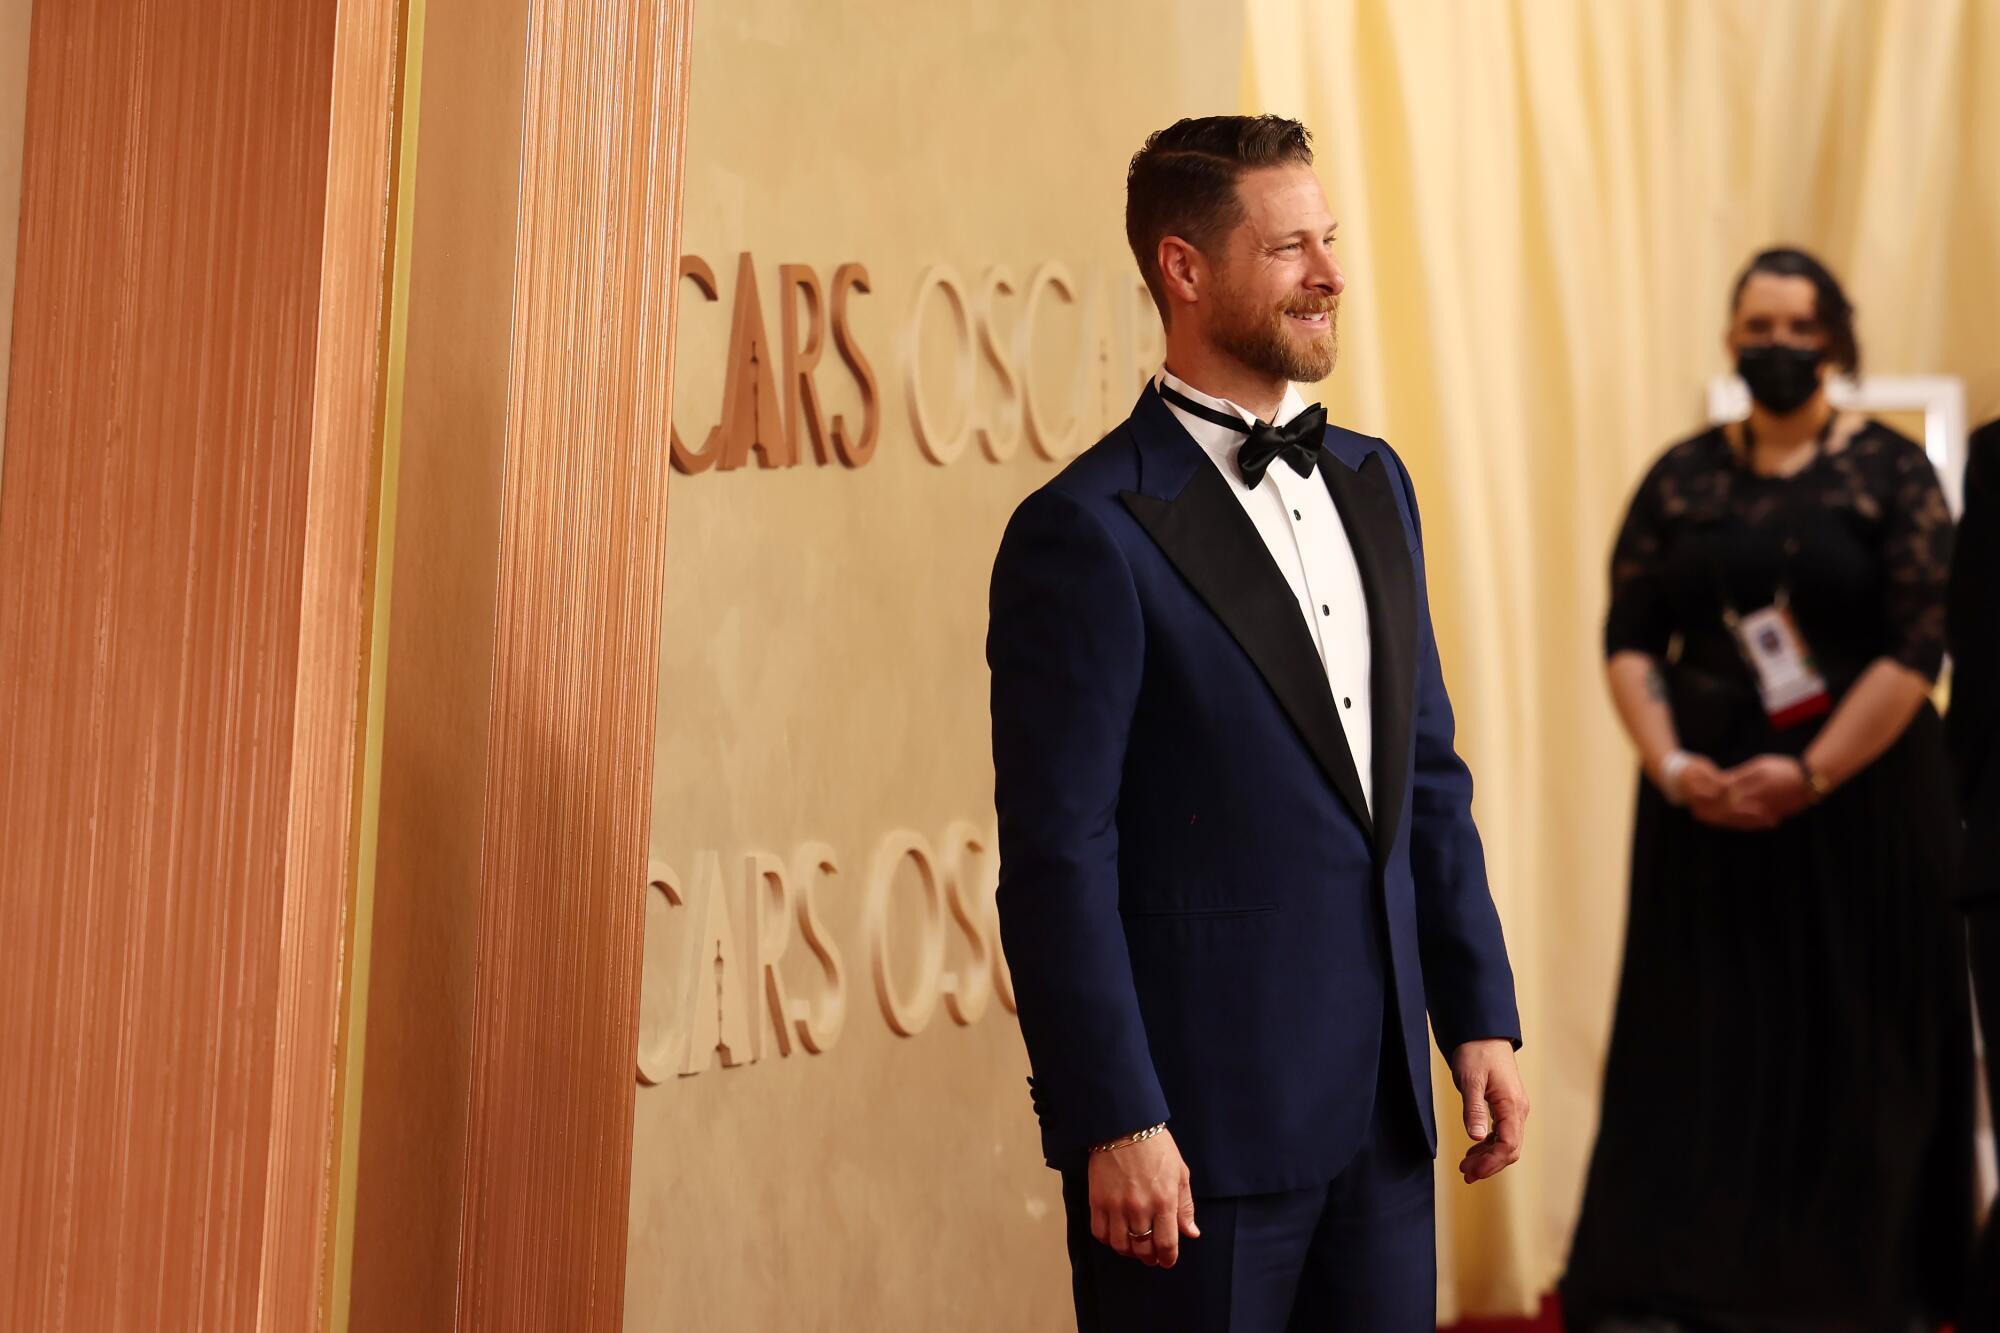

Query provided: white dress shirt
[1157,367,1375,814]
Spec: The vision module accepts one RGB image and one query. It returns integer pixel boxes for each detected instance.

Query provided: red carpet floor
[1442,1297,1966,1333]
[1441,1293,1563,1332]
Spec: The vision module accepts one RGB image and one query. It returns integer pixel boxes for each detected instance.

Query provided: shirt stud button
[1344,697,1353,709]
[1321,604,1330,616]
[1293,509,1302,520]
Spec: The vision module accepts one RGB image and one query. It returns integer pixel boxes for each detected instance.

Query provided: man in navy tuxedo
[988,115,1526,1331]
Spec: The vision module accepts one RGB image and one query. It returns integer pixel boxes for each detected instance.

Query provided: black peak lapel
[1120,461,1374,841]
[1322,452,1417,858]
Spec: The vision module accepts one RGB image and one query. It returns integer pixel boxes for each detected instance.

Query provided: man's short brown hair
[1125,115,1315,324]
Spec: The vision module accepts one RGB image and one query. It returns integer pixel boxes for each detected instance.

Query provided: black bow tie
[1159,383,1328,488]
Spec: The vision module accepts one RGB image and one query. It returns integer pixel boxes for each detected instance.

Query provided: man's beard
[1212,289,1340,384]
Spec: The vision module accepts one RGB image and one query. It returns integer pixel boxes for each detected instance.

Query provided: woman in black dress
[1563,248,1973,1331]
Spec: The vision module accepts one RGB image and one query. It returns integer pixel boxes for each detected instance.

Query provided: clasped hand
[1670,752,1812,830]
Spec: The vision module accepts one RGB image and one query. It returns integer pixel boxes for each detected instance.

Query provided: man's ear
[1157,236,1202,310]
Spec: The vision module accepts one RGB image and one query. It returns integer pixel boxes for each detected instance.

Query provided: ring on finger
[1126,1226,1154,1241]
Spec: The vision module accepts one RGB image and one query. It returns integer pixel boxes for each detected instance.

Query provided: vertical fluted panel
[0,0,399,1328]
[454,0,692,1328]
[343,0,528,1324]
[0,0,29,477]
[263,0,404,1328]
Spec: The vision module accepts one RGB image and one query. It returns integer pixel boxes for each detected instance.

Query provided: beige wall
[0,0,33,478]
[628,2,1237,1329]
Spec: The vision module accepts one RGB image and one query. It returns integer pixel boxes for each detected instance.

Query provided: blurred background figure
[1950,414,2000,1333]
[1560,248,1972,1332]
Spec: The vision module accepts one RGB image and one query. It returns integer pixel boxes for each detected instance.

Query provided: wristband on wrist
[1090,1122,1168,1154]
[1658,749,1693,805]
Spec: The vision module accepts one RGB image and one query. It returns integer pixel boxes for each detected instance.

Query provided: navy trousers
[1059,1054,1436,1332]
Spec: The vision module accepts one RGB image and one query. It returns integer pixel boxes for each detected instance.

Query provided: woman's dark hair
[1126,115,1315,325]
[1728,246,1862,378]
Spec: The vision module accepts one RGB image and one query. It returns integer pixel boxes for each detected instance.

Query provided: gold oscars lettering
[637,821,1016,1085]
[669,251,1164,474]
[671,253,879,473]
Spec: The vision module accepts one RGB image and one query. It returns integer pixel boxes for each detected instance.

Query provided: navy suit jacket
[988,385,1521,1198]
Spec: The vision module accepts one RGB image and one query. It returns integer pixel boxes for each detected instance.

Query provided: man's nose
[1309,248,1345,295]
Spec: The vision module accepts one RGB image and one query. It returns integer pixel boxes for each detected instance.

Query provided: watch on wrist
[1796,757,1832,804]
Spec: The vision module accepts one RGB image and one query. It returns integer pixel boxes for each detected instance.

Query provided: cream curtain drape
[1243,0,2000,1318]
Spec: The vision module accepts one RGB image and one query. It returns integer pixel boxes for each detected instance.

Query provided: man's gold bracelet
[1090,1122,1168,1154]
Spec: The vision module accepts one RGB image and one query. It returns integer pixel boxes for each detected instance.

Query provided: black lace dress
[1562,421,1974,1331]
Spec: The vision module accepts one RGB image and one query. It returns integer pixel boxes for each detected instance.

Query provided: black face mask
[1736,343,1825,415]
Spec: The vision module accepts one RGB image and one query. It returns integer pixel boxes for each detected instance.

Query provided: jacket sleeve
[988,485,1169,1166]
[1386,447,1523,1055]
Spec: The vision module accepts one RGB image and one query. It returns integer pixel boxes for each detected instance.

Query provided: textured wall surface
[348,1,695,1330]
[0,0,32,481]
[0,0,399,1328]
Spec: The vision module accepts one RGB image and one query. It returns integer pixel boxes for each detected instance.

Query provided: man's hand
[1450,1039,1527,1184]
[1087,1127,1198,1268]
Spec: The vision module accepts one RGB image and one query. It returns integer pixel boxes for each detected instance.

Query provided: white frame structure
[1707,373,1970,514]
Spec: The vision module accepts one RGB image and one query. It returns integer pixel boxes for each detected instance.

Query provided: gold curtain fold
[1244,0,2000,1318]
